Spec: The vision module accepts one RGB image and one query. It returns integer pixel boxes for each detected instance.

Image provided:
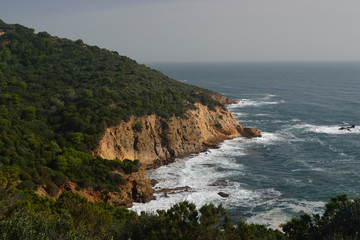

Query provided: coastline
[93,98,261,207]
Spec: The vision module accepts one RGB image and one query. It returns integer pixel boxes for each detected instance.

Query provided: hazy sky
[1,0,360,62]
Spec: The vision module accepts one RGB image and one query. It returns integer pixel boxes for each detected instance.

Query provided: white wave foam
[262,94,277,100]
[131,138,252,214]
[131,137,285,216]
[233,112,248,117]
[228,99,282,108]
[251,132,294,145]
[293,124,360,134]
[130,127,315,229]
[246,199,325,230]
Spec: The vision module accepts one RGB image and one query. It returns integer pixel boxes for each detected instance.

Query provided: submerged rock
[208,179,228,187]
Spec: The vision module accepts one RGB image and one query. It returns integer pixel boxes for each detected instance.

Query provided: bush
[17,180,35,190]
[120,159,139,174]
[52,173,68,186]
[283,194,360,240]
[132,122,143,132]
[21,106,36,121]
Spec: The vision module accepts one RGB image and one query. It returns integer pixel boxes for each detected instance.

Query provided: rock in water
[218,192,230,198]
[242,127,262,138]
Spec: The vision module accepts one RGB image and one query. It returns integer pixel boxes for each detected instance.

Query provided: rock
[218,192,230,198]
[208,179,228,187]
[339,125,355,131]
[241,127,262,138]
[156,186,191,195]
[150,179,158,187]
[94,102,245,167]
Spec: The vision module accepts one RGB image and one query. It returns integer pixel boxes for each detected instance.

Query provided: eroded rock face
[94,103,257,167]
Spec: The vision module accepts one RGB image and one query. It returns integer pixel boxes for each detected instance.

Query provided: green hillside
[0,19,221,194]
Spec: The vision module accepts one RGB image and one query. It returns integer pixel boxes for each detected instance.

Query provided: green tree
[21,106,36,121]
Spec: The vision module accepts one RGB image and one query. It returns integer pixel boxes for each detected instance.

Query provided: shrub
[17,180,35,190]
[132,122,143,132]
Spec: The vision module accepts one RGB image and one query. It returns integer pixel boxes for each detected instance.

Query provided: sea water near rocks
[131,62,360,229]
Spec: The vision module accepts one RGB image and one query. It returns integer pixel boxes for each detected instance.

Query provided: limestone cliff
[94,102,260,168]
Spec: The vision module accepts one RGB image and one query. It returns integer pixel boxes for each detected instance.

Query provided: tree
[21,106,36,121]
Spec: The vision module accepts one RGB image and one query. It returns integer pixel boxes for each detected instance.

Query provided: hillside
[0,19,240,196]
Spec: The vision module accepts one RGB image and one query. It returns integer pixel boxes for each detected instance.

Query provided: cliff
[94,103,260,168]
[91,102,260,206]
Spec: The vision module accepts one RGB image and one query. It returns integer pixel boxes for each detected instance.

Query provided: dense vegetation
[0,174,284,240]
[0,19,220,194]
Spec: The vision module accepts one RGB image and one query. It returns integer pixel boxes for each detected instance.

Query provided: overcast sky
[1,0,360,62]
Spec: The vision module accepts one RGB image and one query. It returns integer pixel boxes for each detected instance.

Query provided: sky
[1,0,360,63]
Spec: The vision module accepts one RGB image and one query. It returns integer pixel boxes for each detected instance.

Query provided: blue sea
[132,62,360,229]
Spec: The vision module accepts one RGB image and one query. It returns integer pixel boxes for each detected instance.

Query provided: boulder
[241,127,262,138]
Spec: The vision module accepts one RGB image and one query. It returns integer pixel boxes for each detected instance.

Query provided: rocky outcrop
[94,103,260,168]
[242,127,262,138]
[41,167,154,208]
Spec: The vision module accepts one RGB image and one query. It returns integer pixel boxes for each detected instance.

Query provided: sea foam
[293,124,360,134]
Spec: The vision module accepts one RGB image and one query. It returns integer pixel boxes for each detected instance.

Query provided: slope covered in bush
[0,19,221,194]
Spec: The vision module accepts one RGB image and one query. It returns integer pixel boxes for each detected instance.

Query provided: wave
[293,124,360,134]
[228,99,283,108]
[262,94,277,100]
[131,135,296,229]
[233,112,248,117]
[246,198,325,230]
[130,139,250,213]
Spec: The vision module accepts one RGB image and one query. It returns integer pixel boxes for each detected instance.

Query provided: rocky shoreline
[91,98,261,207]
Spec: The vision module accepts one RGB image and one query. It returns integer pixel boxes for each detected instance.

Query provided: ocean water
[131,62,360,229]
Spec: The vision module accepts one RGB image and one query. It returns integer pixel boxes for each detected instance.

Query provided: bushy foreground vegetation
[0,19,221,194]
[0,178,283,240]
[283,194,360,239]
[1,176,360,240]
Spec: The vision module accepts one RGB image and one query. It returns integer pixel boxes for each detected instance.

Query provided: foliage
[0,19,223,194]
[0,188,285,240]
[283,194,360,239]
[132,122,143,132]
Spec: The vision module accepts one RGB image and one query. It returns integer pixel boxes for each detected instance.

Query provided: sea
[131,62,360,229]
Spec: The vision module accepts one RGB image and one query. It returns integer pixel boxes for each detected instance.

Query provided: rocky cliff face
[94,103,259,167]
[91,101,260,206]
